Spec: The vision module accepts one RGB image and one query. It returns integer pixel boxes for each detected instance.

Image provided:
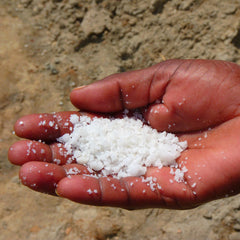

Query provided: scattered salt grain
[58,115,187,180]
[191,182,196,188]
[141,177,158,191]
[66,167,81,175]
[39,120,46,126]
[27,142,33,156]
[53,159,61,165]
[49,121,54,127]
[87,189,93,195]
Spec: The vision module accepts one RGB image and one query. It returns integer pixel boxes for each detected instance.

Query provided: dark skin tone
[8,59,240,209]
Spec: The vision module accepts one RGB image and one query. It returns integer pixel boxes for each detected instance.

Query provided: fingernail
[73,85,86,90]
[55,189,61,197]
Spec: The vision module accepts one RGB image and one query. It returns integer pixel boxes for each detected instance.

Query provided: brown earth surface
[1,0,240,239]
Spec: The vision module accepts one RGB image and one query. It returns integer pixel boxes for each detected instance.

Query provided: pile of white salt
[57,115,187,179]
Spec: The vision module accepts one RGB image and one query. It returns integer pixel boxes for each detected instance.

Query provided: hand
[8,59,240,209]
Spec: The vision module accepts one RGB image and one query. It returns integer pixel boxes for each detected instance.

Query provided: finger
[57,175,129,208]
[70,60,184,112]
[8,140,52,166]
[14,113,61,141]
[19,162,66,195]
[8,140,78,166]
[14,111,88,141]
[56,169,196,209]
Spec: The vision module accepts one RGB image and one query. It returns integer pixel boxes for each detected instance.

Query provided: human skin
[8,59,240,209]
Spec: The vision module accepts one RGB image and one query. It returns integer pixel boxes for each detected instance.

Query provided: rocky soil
[1,0,240,239]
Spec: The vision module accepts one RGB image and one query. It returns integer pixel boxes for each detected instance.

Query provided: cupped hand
[8,59,240,209]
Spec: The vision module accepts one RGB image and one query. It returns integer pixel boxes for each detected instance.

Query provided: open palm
[8,59,240,209]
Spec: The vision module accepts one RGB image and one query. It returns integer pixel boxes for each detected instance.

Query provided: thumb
[70,60,185,113]
[145,103,184,132]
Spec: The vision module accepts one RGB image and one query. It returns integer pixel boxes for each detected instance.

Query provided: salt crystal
[49,121,54,127]
[87,189,93,194]
[57,115,187,180]
[26,142,32,156]
[39,120,46,126]
[141,176,158,191]
[191,182,196,188]
[66,167,81,175]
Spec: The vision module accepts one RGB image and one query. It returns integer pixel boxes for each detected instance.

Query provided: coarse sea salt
[57,115,188,179]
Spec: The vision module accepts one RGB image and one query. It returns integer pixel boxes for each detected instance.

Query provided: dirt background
[1,0,240,239]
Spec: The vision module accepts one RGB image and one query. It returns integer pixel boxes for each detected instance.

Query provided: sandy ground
[1,0,240,239]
